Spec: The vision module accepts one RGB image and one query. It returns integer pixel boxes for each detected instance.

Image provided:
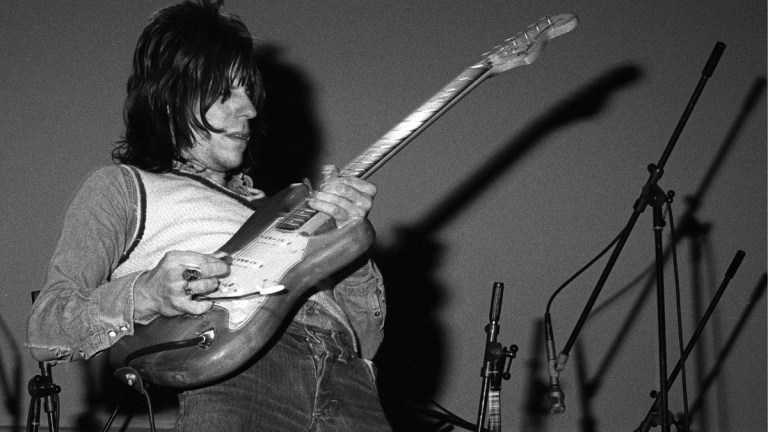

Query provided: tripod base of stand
[27,363,61,432]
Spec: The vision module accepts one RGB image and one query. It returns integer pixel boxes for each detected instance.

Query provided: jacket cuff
[88,271,145,357]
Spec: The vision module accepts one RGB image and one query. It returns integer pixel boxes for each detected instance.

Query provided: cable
[667,201,690,431]
[103,333,195,432]
[143,389,157,432]
[122,335,206,366]
[545,228,625,316]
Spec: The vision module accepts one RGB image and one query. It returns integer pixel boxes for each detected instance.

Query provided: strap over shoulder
[116,165,146,266]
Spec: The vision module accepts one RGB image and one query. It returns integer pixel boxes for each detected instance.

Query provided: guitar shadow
[372,64,643,431]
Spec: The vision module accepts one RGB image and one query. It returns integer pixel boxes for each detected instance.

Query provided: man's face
[185,85,257,174]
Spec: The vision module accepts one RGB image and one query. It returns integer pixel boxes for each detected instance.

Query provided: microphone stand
[550,41,725,431]
[27,292,61,432]
[476,282,518,432]
[27,362,60,432]
[634,250,745,431]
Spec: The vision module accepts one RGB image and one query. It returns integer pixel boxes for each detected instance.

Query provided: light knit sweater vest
[112,166,257,278]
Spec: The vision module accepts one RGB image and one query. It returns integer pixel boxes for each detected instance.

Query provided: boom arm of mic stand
[555,41,725,371]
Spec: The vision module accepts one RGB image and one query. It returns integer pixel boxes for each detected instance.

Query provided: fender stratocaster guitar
[109,13,579,388]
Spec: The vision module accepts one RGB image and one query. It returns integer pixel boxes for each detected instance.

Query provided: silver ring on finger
[183,280,194,296]
[182,266,202,281]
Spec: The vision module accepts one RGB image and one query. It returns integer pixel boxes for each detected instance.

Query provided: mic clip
[482,342,518,388]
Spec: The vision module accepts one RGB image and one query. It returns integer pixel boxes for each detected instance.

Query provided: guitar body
[108,183,375,388]
[108,13,577,388]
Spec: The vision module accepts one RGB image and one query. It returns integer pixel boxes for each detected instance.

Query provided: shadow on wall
[372,63,644,431]
[0,310,23,431]
[249,44,323,195]
[530,77,766,432]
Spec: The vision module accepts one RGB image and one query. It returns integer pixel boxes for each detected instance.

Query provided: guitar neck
[277,13,578,231]
[276,63,493,232]
[340,13,578,180]
[340,62,494,180]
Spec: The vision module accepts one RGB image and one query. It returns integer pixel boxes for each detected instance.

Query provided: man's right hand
[133,250,231,320]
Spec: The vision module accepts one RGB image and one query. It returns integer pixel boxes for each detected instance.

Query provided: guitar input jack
[197,329,215,349]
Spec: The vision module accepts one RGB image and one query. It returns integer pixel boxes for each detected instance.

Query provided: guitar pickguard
[209,222,310,329]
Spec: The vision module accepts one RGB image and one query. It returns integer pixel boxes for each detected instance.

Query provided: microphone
[545,313,566,413]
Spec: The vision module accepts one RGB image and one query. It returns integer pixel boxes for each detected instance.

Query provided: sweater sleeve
[27,166,144,362]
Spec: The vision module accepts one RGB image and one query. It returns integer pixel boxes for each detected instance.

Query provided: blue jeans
[174,323,392,431]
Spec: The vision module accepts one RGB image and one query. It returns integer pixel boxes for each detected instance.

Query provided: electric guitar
[109,13,579,389]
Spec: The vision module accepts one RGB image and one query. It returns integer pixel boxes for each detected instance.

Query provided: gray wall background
[1,1,765,431]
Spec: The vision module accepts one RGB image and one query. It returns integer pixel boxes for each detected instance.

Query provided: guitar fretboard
[342,63,493,179]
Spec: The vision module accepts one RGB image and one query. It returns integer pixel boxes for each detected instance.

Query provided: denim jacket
[27,165,386,363]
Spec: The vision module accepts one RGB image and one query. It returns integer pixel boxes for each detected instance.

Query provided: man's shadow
[249,45,322,195]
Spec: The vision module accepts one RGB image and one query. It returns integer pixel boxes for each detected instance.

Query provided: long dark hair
[113,0,264,173]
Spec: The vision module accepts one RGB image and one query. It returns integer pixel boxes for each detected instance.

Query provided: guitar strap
[116,165,147,267]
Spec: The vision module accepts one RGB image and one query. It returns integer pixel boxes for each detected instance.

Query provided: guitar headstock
[484,13,578,75]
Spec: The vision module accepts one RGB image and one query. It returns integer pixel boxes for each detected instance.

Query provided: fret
[276,204,318,231]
